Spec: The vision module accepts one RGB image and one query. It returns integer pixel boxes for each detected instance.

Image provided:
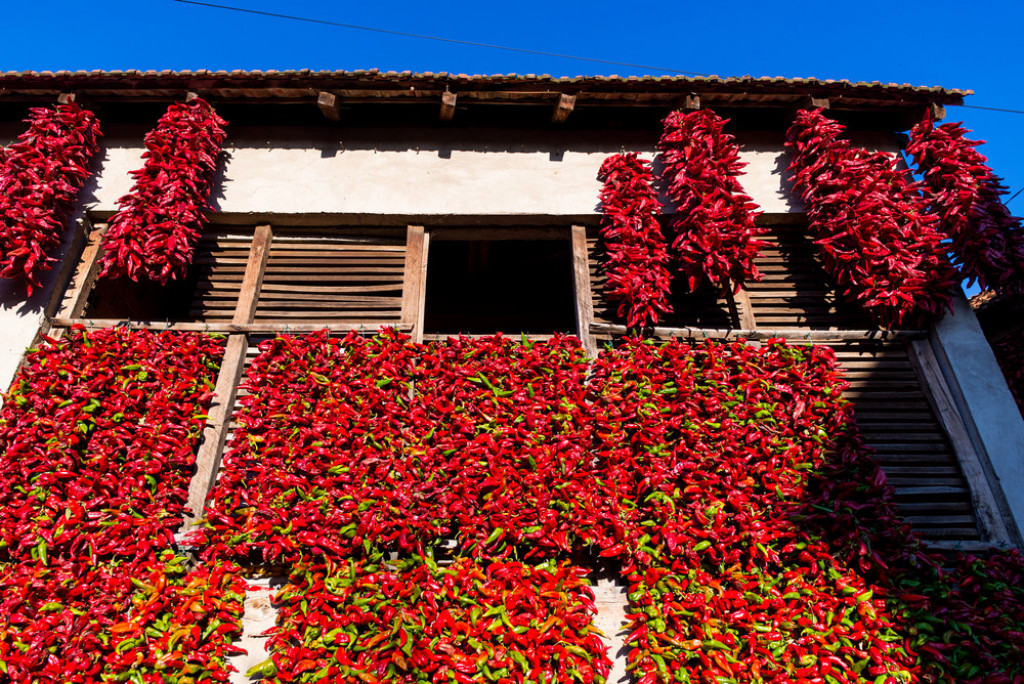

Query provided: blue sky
[3,0,1022,279]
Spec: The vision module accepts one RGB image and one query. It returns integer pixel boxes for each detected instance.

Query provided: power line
[170,0,710,77]
[958,104,1024,115]
[1006,187,1024,206]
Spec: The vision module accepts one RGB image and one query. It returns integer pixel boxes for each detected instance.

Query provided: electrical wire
[958,104,1024,115]
[170,0,710,77]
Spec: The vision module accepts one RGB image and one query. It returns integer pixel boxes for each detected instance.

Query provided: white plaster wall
[85,125,813,217]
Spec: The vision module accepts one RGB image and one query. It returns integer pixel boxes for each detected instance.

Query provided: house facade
[1,70,1023,682]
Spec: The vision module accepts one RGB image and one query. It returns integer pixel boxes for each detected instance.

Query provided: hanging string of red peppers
[907,113,1024,296]
[0,101,101,294]
[597,109,765,328]
[786,109,957,328]
[99,97,227,284]
[596,153,673,329]
[659,109,766,294]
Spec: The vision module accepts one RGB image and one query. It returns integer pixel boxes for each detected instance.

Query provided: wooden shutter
[742,224,873,330]
[252,229,406,326]
[832,341,982,545]
[185,230,253,322]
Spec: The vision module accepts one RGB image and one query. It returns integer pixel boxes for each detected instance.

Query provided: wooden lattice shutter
[252,229,406,326]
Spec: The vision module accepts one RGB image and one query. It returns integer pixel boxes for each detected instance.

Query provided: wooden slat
[571,225,598,358]
[589,323,920,342]
[51,318,413,333]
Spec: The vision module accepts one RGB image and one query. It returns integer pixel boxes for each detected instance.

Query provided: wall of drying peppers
[0,328,245,684]
[187,330,1024,684]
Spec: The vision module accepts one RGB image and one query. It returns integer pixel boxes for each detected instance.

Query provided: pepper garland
[786,109,957,328]
[907,112,1024,296]
[0,101,101,293]
[658,109,766,294]
[99,97,227,284]
[597,153,673,329]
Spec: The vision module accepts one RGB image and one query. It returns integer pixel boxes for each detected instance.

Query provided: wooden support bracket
[552,93,576,123]
[186,91,200,103]
[440,91,457,121]
[57,92,76,105]
[809,96,829,110]
[683,93,701,110]
[929,102,946,121]
[317,91,342,121]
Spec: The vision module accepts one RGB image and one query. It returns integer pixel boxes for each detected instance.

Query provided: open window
[422,228,576,337]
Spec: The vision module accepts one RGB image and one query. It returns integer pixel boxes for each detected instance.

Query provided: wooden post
[551,94,576,123]
[55,219,108,321]
[570,225,598,358]
[180,225,274,531]
[180,334,249,531]
[732,287,757,330]
[907,339,1014,546]
[440,91,457,121]
[234,224,273,324]
[317,91,342,121]
[401,225,429,343]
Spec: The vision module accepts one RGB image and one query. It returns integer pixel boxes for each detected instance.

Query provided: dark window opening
[423,236,576,335]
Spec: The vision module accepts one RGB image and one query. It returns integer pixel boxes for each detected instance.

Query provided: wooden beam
[908,339,1013,545]
[51,318,413,334]
[401,225,429,343]
[317,91,342,121]
[440,91,457,121]
[809,96,829,110]
[180,333,247,531]
[233,224,273,325]
[570,225,598,359]
[551,93,576,123]
[43,219,89,321]
[55,220,108,321]
[929,102,946,121]
[590,322,924,342]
